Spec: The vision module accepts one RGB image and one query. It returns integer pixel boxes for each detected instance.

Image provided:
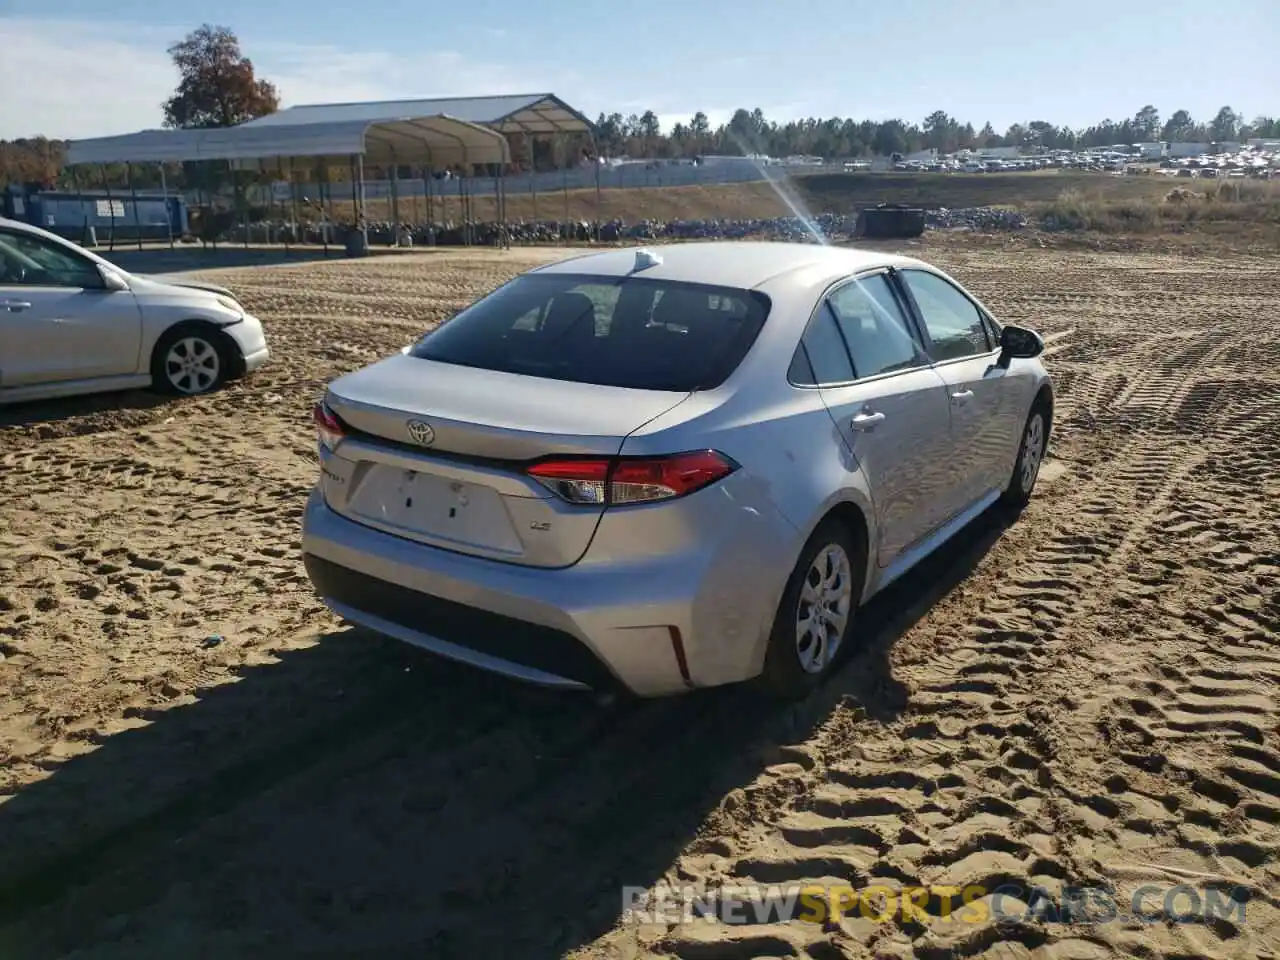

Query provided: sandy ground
[1,238,1278,959]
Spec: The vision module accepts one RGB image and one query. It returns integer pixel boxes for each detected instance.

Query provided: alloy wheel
[165,337,221,395]
[795,543,853,674]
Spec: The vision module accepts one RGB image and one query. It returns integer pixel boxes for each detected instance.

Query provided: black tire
[150,323,232,397]
[757,518,866,700]
[1000,403,1050,510]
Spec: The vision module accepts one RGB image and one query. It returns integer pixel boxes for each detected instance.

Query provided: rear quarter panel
[619,380,879,683]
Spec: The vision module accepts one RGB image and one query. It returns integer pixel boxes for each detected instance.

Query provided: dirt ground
[1,236,1279,959]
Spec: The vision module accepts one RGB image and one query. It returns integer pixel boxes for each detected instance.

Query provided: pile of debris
[213,205,1034,247]
[927,207,1030,230]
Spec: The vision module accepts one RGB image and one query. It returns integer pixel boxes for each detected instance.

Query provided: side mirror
[97,265,130,292]
[998,324,1044,364]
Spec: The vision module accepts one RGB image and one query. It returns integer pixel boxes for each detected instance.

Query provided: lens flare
[727,130,828,245]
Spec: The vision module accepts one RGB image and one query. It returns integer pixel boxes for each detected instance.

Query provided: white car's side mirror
[97,265,130,292]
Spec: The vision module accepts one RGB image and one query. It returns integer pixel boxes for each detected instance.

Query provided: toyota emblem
[406,420,435,446]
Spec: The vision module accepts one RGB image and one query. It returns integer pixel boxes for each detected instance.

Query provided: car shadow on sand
[0,505,1016,959]
[0,389,178,438]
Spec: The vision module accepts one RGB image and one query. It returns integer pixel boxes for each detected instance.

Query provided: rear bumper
[300,486,797,696]
[303,553,615,691]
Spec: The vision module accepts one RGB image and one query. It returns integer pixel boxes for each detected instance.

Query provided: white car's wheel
[151,325,231,396]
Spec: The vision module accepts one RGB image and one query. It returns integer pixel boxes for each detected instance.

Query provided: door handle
[851,410,886,430]
[2,300,32,312]
[951,389,974,402]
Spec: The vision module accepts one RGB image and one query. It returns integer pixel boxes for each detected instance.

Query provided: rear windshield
[408,272,771,391]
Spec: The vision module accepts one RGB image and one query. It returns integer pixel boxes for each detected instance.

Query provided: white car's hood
[128,274,236,299]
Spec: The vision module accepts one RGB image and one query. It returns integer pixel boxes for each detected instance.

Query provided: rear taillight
[524,457,611,504]
[525,451,738,506]
[313,402,345,452]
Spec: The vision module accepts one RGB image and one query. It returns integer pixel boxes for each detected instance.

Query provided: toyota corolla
[301,242,1052,698]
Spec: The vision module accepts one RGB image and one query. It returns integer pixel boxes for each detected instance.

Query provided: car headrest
[651,289,711,328]
[543,291,597,338]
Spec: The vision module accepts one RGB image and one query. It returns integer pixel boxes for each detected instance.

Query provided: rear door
[798,271,955,567]
[895,268,1016,504]
[0,228,142,387]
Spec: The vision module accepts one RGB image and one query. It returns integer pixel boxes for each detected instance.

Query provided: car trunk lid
[320,355,690,568]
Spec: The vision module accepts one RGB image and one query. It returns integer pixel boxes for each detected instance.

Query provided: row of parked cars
[894,148,1278,178]
[1159,151,1277,178]
[1,219,1054,702]
[895,155,1139,174]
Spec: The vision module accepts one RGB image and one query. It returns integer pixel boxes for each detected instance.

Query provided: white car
[0,217,269,405]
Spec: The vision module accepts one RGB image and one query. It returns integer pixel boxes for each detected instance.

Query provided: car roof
[0,216,66,242]
[529,241,924,290]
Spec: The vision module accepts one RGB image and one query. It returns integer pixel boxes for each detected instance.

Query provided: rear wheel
[151,324,231,396]
[1001,404,1048,509]
[758,519,865,699]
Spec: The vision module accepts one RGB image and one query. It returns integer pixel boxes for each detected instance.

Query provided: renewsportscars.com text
[622,881,1252,927]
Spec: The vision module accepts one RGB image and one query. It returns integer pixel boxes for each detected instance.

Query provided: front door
[896,268,1015,505]
[0,228,142,387]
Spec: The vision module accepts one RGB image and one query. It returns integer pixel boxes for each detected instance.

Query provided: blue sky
[1,0,1275,139]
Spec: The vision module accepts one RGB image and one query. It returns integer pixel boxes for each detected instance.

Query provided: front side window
[825,273,926,379]
[981,311,1002,346]
[898,270,992,361]
[410,273,770,391]
[0,231,103,289]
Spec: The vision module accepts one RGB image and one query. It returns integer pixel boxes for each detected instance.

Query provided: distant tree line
[591,105,1279,161]
[1,23,1275,188]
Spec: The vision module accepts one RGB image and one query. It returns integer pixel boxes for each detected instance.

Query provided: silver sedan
[301,242,1052,699]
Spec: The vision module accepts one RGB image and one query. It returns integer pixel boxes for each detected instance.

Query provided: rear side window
[790,309,855,385]
[410,273,769,391]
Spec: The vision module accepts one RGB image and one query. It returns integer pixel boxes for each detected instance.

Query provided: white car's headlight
[215,295,244,316]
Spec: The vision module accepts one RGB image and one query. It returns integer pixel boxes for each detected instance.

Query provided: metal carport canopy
[65,115,511,169]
